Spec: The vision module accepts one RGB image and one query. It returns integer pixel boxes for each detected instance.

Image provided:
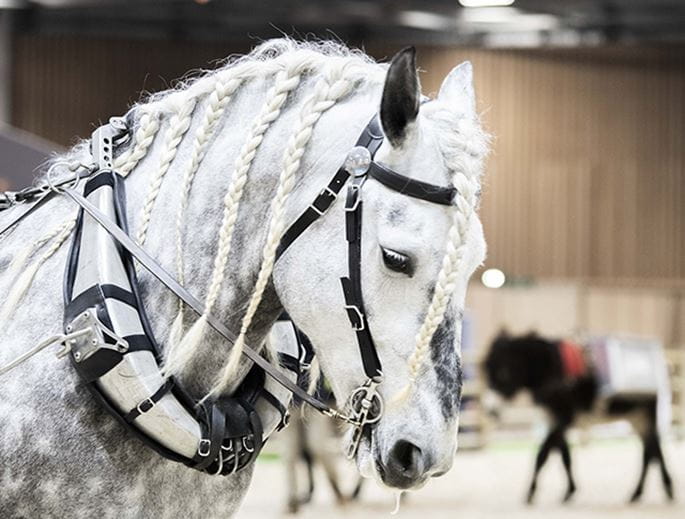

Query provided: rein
[0,112,457,466]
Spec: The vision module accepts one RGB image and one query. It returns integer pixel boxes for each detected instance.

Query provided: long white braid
[164,67,304,377]
[136,98,196,245]
[167,76,244,348]
[0,219,76,324]
[396,171,479,401]
[207,67,354,397]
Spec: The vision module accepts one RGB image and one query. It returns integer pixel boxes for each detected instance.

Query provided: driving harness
[0,111,457,473]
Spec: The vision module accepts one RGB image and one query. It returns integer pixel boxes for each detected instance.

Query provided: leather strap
[0,191,55,238]
[276,167,350,260]
[124,379,175,422]
[340,176,383,380]
[368,162,456,206]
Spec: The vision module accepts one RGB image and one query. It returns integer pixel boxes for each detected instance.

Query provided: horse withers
[483,331,674,504]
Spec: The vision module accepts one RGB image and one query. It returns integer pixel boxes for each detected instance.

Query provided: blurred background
[0,1,683,517]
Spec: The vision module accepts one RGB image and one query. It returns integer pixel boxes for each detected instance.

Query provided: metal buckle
[321,186,338,199]
[309,201,326,216]
[197,438,211,457]
[242,436,255,453]
[344,304,365,331]
[136,397,155,415]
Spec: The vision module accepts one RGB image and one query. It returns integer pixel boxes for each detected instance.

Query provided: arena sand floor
[237,438,684,519]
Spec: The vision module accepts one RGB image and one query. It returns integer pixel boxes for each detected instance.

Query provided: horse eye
[381,247,413,276]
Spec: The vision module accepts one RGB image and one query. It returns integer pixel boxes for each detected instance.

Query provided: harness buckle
[197,439,211,457]
[344,304,365,331]
[136,397,156,415]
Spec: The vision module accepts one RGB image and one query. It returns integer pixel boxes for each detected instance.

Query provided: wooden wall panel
[421,48,685,281]
[9,36,685,280]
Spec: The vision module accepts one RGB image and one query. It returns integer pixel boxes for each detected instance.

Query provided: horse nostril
[388,440,424,480]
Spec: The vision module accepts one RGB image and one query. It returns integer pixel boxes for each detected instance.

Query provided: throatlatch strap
[340,176,383,380]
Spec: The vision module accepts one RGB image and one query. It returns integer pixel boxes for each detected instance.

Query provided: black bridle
[275,116,456,456]
[0,114,457,460]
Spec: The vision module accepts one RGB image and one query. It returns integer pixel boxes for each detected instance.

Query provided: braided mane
[0,39,488,400]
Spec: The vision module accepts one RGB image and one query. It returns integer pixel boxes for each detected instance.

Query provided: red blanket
[559,340,586,379]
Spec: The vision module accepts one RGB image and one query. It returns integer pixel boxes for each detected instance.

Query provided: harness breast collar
[0,113,457,471]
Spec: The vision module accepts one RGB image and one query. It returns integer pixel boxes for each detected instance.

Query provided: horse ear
[496,327,510,340]
[438,61,476,117]
[380,47,420,147]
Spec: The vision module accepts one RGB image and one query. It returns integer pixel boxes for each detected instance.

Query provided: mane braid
[207,65,356,397]
[114,110,161,176]
[136,98,196,246]
[164,65,304,377]
[168,75,244,348]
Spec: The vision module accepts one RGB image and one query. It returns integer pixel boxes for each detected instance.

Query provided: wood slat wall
[9,35,685,280]
[421,47,685,281]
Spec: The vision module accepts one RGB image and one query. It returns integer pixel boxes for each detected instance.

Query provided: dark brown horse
[484,331,674,504]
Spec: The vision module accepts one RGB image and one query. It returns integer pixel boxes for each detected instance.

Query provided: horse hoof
[629,492,642,504]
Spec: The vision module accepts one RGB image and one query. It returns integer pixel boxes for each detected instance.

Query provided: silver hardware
[345,378,384,459]
[91,120,129,171]
[344,146,372,177]
[309,201,325,216]
[242,436,255,453]
[197,439,211,457]
[0,328,93,377]
[136,397,156,415]
[321,186,338,199]
[65,309,129,363]
[344,304,365,331]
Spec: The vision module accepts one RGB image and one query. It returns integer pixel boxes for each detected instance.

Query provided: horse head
[274,48,488,490]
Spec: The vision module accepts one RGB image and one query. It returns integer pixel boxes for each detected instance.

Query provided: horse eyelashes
[381,247,414,276]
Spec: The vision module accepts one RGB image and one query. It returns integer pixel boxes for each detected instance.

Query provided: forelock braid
[136,98,196,245]
[164,66,304,377]
[402,170,479,394]
[207,65,354,397]
[168,74,244,347]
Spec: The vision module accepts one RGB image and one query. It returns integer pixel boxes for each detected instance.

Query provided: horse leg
[630,433,654,503]
[527,428,558,504]
[558,434,577,502]
[318,450,345,504]
[349,477,364,501]
[652,433,674,500]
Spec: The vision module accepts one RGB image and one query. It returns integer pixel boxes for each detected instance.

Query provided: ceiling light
[481,268,506,289]
[459,0,515,7]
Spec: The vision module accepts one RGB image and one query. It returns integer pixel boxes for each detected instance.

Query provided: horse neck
[119,77,378,396]
[521,338,564,394]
